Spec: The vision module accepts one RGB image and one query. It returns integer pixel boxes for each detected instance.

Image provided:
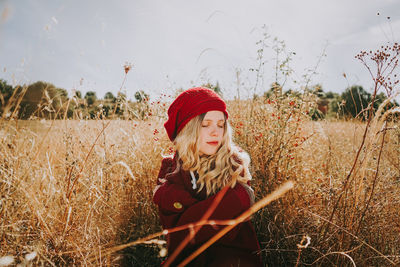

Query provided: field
[1,97,400,266]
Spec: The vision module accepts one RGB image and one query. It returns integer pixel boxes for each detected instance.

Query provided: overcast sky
[0,0,399,100]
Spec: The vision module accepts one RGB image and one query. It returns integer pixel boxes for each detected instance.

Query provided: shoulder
[160,156,174,168]
[157,156,176,184]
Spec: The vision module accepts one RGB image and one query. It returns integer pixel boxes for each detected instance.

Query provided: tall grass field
[1,94,399,266]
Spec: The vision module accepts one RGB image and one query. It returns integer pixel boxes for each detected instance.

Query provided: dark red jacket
[153,156,262,266]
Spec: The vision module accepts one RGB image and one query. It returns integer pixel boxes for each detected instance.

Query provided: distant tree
[0,79,15,115]
[373,92,388,110]
[134,90,149,102]
[113,92,128,116]
[311,84,324,97]
[84,91,97,106]
[18,81,46,118]
[74,90,82,99]
[53,88,68,115]
[104,91,116,102]
[18,81,68,119]
[202,82,223,97]
[264,82,282,99]
[325,91,339,99]
[101,92,116,117]
[328,93,344,117]
[283,89,301,98]
[56,88,68,99]
[341,85,371,119]
[117,92,127,101]
[372,92,399,118]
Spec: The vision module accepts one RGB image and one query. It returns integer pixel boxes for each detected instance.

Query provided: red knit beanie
[164,87,228,141]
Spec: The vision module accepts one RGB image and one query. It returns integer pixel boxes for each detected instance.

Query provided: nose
[210,125,218,136]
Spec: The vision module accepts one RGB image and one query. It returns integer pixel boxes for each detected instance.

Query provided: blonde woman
[153,87,262,266]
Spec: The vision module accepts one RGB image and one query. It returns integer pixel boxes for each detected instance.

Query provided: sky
[0,0,399,100]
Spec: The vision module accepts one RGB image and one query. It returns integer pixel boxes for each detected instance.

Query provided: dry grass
[1,95,399,266]
[0,118,169,266]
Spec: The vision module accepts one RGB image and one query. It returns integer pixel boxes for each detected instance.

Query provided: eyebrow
[203,119,225,122]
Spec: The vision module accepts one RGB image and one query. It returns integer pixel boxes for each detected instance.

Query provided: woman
[153,87,262,266]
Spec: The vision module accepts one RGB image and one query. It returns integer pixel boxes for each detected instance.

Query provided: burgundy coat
[153,156,262,266]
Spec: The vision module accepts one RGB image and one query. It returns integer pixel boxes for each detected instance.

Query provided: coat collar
[164,154,207,199]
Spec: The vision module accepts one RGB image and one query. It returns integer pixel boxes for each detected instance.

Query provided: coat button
[173,202,183,209]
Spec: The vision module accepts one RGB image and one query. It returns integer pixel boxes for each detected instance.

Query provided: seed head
[124,62,133,74]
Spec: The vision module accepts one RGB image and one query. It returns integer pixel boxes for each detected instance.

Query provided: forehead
[203,110,225,121]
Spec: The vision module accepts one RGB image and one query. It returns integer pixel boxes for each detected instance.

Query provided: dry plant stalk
[163,185,229,266]
[86,181,293,266]
[321,42,400,245]
[177,181,294,266]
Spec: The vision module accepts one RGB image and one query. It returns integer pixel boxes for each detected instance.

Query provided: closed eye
[202,120,225,128]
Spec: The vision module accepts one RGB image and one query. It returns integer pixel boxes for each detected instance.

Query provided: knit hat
[164,87,228,141]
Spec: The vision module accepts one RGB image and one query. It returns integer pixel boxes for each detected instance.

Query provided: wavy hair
[174,113,251,196]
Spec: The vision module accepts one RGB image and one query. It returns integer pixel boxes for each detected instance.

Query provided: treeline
[0,79,151,120]
[263,83,399,120]
[1,79,398,120]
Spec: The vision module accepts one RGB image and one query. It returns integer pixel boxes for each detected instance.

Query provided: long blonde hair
[174,113,251,196]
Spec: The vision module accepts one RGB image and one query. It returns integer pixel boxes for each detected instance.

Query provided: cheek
[219,128,225,137]
[199,129,207,142]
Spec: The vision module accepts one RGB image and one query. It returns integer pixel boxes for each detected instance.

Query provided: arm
[153,157,198,228]
[169,183,251,248]
[153,182,198,214]
[156,157,175,185]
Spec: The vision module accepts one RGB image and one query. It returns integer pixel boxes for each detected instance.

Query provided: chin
[200,149,218,156]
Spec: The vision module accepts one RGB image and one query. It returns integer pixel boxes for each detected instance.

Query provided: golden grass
[1,98,399,266]
[1,118,168,265]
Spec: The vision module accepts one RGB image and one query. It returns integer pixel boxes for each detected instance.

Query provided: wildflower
[124,62,133,74]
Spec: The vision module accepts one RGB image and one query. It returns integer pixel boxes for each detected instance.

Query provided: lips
[206,141,219,146]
